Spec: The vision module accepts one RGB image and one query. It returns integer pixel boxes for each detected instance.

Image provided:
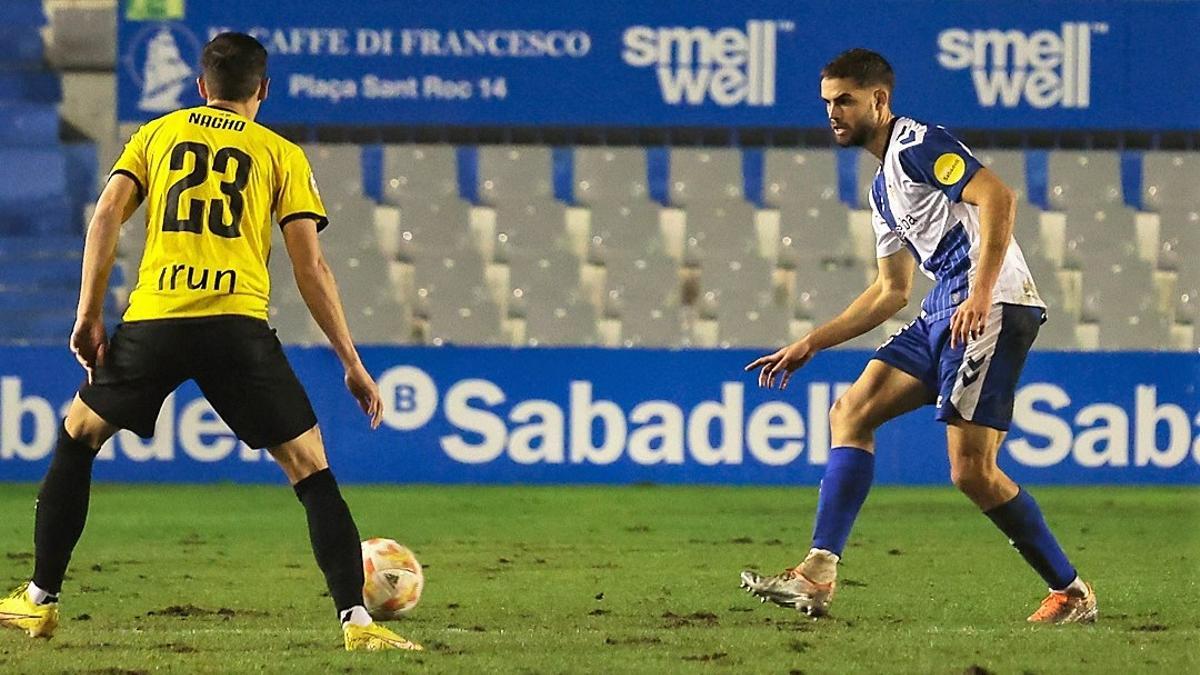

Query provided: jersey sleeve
[871,205,904,258]
[109,124,149,202]
[897,126,983,203]
[276,147,329,232]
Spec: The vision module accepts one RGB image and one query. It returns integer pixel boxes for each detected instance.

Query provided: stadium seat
[0,258,80,290]
[303,144,364,201]
[491,202,571,258]
[669,148,744,205]
[604,249,681,314]
[382,144,459,205]
[618,306,688,348]
[0,234,82,260]
[976,150,1030,203]
[1047,151,1122,209]
[327,250,397,307]
[1141,153,1200,211]
[684,202,758,260]
[344,300,413,345]
[0,104,58,146]
[574,147,648,206]
[1061,208,1140,262]
[392,199,473,258]
[524,296,597,346]
[716,304,790,348]
[792,259,868,322]
[1158,209,1200,286]
[478,145,553,205]
[0,309,75,345]
[700,255,776,303]
[588,202,666,257]
[44,0,116,69]
[777,203,855,261]
[509,249,581,297]
[0,72,62,104]
[427,297,504,346]
[763,149,839,208]
[412,249,487,307]
[856,152,880,209]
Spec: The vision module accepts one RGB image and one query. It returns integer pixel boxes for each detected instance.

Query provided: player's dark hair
[201,32,268,101]
[821,48,895,90]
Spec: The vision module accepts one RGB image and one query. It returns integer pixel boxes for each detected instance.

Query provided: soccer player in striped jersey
[741,49,1095,624]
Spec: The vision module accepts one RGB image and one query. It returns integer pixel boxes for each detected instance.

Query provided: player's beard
[832,120,873,148]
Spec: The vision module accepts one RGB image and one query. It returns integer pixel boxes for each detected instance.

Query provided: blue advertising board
[115,1,1200,130]
[1,346,1197,485]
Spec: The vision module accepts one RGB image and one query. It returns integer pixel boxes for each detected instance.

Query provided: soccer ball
[361,538,424,619]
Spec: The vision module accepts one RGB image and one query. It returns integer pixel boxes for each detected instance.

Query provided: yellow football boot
[343,622,422,651]
[0,583,58,638]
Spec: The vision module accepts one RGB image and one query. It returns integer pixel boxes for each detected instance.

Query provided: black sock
[293,468,364,616]
[31,424,99,595]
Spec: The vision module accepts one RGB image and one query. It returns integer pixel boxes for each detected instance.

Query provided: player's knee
[830,393,873,435]
[269,427,329,484]
[949,458,996,496]
[64,398,117,450]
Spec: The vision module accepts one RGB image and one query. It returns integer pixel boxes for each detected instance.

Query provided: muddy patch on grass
[5,552,32,561]
[145,605,268,619]
[158,643,199,653]
[588,609,610,616]
[426,640,466,655]
[681,652,727,662]
[605,636,662,646]
[789,639,813,653]
[1131,624,1168,632]
[962,666,995,675]
[661,611,719,628]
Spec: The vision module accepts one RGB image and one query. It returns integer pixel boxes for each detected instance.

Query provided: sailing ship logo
[125,23,201,113]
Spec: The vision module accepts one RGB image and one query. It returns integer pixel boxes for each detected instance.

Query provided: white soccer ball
[361,538,424,619]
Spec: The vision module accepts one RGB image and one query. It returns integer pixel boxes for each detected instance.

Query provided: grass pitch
[0,484,1196,674]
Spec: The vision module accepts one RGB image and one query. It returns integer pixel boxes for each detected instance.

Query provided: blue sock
[984,488,1077,590]
[811,446,875,557]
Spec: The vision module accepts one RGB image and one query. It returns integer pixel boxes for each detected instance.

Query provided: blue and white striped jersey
[868,116,1044,321]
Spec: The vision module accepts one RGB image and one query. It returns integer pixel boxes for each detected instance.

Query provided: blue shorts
[871,303,1045,431]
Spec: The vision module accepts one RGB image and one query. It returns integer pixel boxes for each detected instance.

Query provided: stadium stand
[2,1,1195,352]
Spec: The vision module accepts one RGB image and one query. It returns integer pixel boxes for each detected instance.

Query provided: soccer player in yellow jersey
[0,33,419,652]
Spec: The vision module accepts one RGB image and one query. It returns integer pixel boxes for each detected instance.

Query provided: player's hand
[344,362,383,429]
[69,316,108,384]
[744,338,817,390]
[949,293,990,349]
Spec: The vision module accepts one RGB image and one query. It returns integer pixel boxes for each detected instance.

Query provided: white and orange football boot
[1027,581,1097,624]
[740,549,839,617]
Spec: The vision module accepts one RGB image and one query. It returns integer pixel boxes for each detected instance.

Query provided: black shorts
[79,315,317,449]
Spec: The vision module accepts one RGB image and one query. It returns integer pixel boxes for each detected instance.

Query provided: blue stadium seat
[0,235,83,260]
[0,258,81,290]
[0,27,46,69]
[0,72,61,103]
[0,0,46,27]
[0,104,58,146]
[0,148,72,235]
[0,148,66,201]
[0,310,76,344]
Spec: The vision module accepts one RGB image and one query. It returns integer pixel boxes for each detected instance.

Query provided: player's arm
[745,252,914,389]
[950,167,1017,348]
[70,174,140,379]
[281,218,382,427]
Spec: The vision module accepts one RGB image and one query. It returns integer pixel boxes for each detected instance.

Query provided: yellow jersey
[111,105,327,322]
